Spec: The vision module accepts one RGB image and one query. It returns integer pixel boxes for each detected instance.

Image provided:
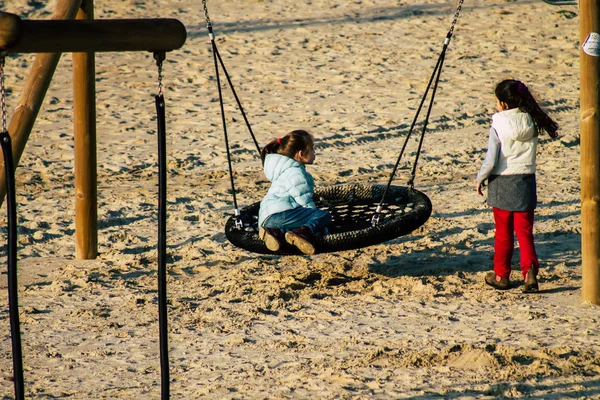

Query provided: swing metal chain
[371,0,464,226]
[447,0,465,39]
[202,0,259,230]
[202,0,215,42]
[202,0,212,28]
[0,54,7,134]
[156,57,164,97]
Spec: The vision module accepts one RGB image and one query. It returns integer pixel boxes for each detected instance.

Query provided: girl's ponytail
[495,79,559,138]
[260,130,314,165]
[260,138,281,164]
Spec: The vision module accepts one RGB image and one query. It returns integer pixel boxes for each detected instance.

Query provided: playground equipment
[0,0,186,398]
[204,0,466,254]
[206,0,600,305]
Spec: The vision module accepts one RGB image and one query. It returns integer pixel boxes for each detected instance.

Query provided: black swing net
[204,0,464,255]
[226,184,432,255]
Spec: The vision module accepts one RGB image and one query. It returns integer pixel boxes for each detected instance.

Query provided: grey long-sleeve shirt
[476,127,501,184]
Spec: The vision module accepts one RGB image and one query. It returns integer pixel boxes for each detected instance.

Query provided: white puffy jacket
[258,153,316,228]
[490,108,538,176]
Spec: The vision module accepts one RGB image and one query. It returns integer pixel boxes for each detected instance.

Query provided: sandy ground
[1,0,598,398]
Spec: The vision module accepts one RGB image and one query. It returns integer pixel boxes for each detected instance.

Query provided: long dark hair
[495,79,559,138]
[260,130,314,165]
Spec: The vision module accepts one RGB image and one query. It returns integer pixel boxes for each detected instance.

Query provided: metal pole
[154,52,170,399]
[1,54,24,400]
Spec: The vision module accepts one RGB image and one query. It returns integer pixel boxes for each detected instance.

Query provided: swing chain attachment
[202,0,215,40]
[154,52,166,98]
[370,205,382,226]
[234,208,243,230]
[0,53,7,134]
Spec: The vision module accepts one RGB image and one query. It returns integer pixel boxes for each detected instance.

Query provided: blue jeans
[262,207,332,234]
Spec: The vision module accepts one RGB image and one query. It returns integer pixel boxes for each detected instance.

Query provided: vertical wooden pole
[0,0,83,206]
[73,0,97,259]
[580,0,600,305]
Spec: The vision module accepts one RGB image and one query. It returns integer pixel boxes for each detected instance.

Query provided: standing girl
[258,130,332,255]
[476,79,559,293]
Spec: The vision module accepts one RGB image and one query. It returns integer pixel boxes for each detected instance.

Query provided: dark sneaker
[285,226,315,255]
[485,272,511,290]
[259,227,285,252]
[522,269,539,293]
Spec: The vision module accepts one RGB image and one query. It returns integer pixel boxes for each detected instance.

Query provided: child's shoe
[259,227,285,252]
[522,269,539,293]
[484,272,511,290]
[285,226,315,255]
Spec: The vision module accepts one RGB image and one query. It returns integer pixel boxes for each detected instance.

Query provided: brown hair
[260,130,314,164]
[495,79,559,138]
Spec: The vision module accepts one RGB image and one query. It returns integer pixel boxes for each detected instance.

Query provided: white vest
[491,108,537,176]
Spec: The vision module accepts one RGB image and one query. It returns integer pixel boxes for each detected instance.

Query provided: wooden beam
[0,12,187,53]
[580,0,600,305]
[0,12,21,49]
[0,0,83,207]
[73,0,97,260]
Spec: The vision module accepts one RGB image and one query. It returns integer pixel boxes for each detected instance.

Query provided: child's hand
[476,182,485,196]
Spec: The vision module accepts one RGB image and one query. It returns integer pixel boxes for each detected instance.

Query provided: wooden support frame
[580,0,600,305]
[0,12,186,53]
[0,5,186,260]
[0,0,83,211]
[2,4,180,396]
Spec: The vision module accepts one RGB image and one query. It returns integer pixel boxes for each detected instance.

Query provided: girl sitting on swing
[258,130,332,255]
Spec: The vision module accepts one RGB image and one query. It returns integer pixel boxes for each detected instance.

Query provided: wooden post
[73,0,97,259]
[0,14,187,53]
[0,12,21,49]
[0,0,83,207]
[580,0,600,305]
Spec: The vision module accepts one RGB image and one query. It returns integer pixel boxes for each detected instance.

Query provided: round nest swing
[225,183,432,255]
[209,0,465,255]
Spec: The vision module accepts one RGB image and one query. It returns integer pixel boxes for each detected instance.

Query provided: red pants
[492,208,538,279]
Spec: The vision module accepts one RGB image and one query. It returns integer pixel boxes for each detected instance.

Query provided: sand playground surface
[1,0,598,398]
